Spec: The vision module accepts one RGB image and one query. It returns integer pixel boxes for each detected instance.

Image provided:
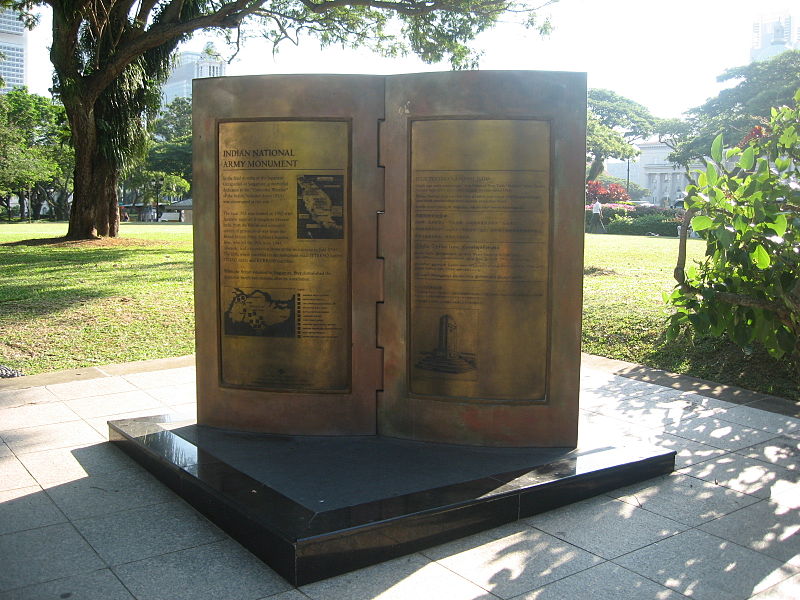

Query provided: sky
[23,0,798,119]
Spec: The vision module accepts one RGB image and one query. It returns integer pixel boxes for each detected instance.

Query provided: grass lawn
[583,233,799,400]
[0,222,195,374]
[1,222,797,400]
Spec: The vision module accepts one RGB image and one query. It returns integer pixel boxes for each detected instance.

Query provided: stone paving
[0,355,797,600]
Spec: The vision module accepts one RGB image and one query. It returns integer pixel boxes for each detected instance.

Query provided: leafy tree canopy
[4,0,555,239]
[670,50,800,167]
[0,88,62,200]
[586,88,656,182]
[596,173,649,201]
[667,89,800,360]
[153,97,192,142]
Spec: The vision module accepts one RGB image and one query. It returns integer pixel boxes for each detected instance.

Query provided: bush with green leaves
[583,204,633,228]
[607,212,681,236]
[667,90,800,359]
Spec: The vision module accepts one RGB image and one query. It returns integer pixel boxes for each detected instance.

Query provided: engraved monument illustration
[415,314,476,373]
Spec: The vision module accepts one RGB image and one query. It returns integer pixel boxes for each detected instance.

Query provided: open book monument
[109,71,674,585]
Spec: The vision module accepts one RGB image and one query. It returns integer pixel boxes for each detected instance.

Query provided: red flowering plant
[585,180,634,217]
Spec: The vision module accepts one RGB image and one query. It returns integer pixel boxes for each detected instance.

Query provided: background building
[162,50,225,105]
[606,142,696,207]
[751,12,799,62]
[0,9,27,93]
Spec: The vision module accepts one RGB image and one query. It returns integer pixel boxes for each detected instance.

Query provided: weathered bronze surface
[378,71,586,446]
[192,75,383,435]
[409,119,550,401]
[193,71,585,445]
[217,120,350,392]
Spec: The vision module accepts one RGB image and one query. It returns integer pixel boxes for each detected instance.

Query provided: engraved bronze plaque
[217,120,350,391]
[409,119,550,401]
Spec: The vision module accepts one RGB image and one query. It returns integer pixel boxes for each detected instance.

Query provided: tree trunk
[64,103,120,239]
[586,155,604,183]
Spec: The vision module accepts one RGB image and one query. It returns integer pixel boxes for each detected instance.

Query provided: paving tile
[664,417,779,452]
[428,524,602,599]
[0,569,134,600]
[0,402,79,434]
[577,411,641,449]
[699,500,800,564]
[16,442,134,487]
[45,465,176,520]
[0,387,59,409]
[164,402,197,420]
[143,382,197,406]
[0,486,66,535]
[588,395,716,431]
[684,395,740,413]
[716,405,800,437]
[510,561,687,599]
[524,495,685,559]
[421,522,539,561]
[768,478,800,510]
[65,390,164,419]
[74,500,225,565]
[609,473,761,527]
[2,421,104,455]
[737,436,800,471]
[302,554,498,600]
[0,457,36,491]
[748,572,800,599]
[0,523,104,592]
[579,373,633,394]
[680,453,798,500]
[257,591,311,600]
[633,430,727,468]
[614,528,792,600]
[113,539,291,600]
[122,366,196,389]
[46,376,138,401]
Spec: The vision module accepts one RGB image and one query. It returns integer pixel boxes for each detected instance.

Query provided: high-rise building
[162,50,225,105]
[0,9,27,93]
[751,13,799,62]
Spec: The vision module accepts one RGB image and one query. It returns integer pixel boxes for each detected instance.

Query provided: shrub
[584,203,634,228]
[597,173,650,200]
[607,213,680,236]
[586,180,631,203]
[667,91,800,360]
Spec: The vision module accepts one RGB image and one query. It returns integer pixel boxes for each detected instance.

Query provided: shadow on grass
[1,236,169,248]
[640,334,800,406]
[0,239,193,318]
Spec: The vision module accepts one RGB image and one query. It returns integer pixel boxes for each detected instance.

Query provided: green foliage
[667,90,800,360]
[0,91,60,198]
[583,233,799,400]
[153,98,192,142]
[670,51,800,167]
[147,99,193,185]
[0,87,75,219]
[7,0,550,237]
[597,173,650,201]
[584,204,633,228]
[586,89,657,182]
[607,213,680,237]
[0,223,194,374]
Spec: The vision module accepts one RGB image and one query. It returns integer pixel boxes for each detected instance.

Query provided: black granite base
[109,415,675,586]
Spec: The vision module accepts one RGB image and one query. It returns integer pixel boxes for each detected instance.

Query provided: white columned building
[606,142,695,207]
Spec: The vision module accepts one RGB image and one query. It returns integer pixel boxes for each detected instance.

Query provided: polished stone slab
[109,415,675,586]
